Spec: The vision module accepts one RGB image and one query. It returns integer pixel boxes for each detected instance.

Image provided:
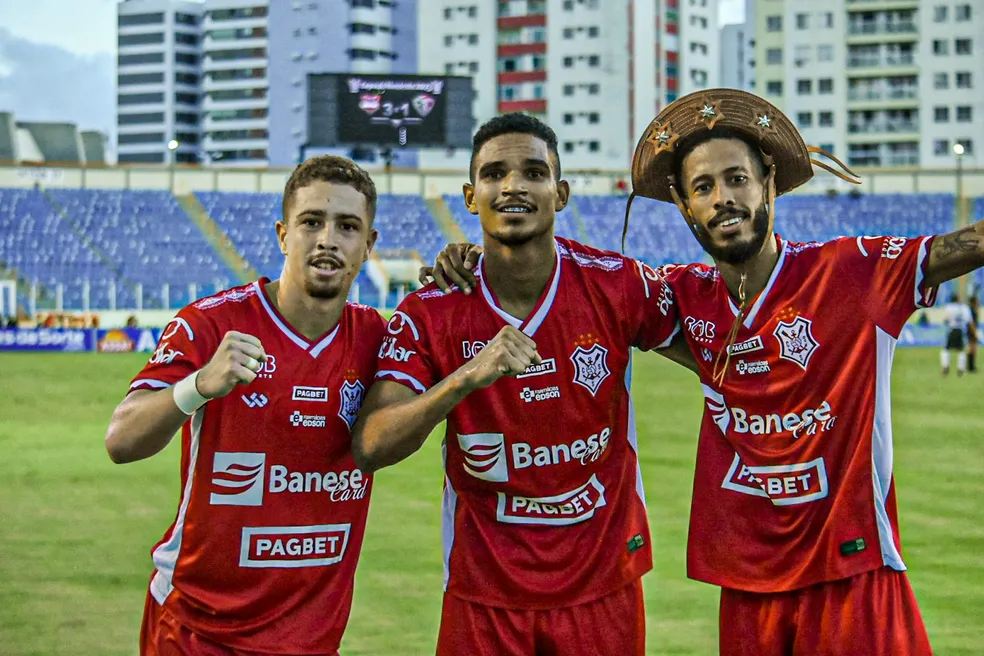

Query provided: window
[766,16,782,32]
[933,39,949,55]
[766,48,782,64]
[767,80,783,95]
[445,62,454,74]
[468,6,477,18]
[797,79,812,94]
[348,48,376,60]
[797,112,813,128]
[293,28,302,37]
[589,141,600,152]
[444,35,452,46]
[956,4,972,21]
[531,55,545,70]
[175,92,198,105]
[444,7,452,19]
[175,12,199,26]
[819,143,834,155]
[692,69,708,86]
[175,52,198,65]
[934,72,949,89]
[563,56,573,68]
[934,139,950,155]
[957,106,972,122]
[824,12,833,28]
[956,72,972,88]
[819,78,833,94]
[956,139,973,154]
[117,92,165,105]
[794,45,811,65]
[118,12,165,27]
[588,83,600,94]
[955,39,972,55]
[818,45,833,62]
[563,27,574,39]
[119,52,164,66]
[563,84,574,96]
[564,142,574,153]
[118,152,165,164]
[469,61,478,73]
[564,113,574,125]
[934,5,948,22]
[175,32,197,45]
[308,26,318,36]
[118,112,165,125]
[589,112,599,124]
[175,72,198,85]
[468,34,478,45]
[796,13,809,29]
[819,111,834,127]
[588,26,599,37]
[588,55,600,67]
[118,33,164,46]
[935,106,950,122]
[175,113,198,125]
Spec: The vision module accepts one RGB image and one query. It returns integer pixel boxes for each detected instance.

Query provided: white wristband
[173,370,209,415]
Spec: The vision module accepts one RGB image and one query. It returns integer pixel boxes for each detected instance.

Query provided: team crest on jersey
[570,342,611,396]
[773,316,819,370]
[337,380,365,430]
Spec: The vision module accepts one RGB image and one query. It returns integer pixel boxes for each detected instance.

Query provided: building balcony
[846,0,917,9]
[847,22,916,36]
[497,42,546,57]
[846,53,915,68]
[846,87,918,101]
[498,71,547,84]
[498,99,546,114]
[497,14,546,30]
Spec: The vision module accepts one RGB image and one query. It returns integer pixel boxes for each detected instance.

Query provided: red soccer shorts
[436,579,645,656]
[139,590,340,656]
[719,567,933,656]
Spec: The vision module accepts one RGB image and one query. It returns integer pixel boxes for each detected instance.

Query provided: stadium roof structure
[0,111,107,165]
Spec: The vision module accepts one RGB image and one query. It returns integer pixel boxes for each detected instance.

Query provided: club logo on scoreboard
[412,93,435,117]
[359,93,381,115]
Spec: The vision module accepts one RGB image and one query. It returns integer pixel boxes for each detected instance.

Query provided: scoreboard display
[306,74,475,149]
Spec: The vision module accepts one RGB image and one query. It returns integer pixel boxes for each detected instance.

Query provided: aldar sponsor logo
[149,342,183,365]
[239,524,351,568]
[458,433,509,482]
[722,454,829,506]
[378,336,415,363]
[569,334,610,396]
[496,474,608,526]
[160,318,194,342]
[773,316,819,370]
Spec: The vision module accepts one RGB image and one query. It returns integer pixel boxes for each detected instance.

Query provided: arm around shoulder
[925,220,984,289]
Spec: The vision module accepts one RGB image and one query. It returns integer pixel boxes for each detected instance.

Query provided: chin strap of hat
[621,191,637,254]
[808,146,862,185]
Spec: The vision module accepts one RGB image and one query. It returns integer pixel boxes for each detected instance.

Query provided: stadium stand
[47,189,235,309]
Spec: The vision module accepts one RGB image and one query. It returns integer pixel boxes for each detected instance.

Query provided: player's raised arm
[352,324,540,472]
[105,330,266,464]
[925,218,984,289]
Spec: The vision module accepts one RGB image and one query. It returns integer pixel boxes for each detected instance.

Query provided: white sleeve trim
[130,379,173,390]
[655,322,682,350]
[914,236,938,309]
[375,370,427,393]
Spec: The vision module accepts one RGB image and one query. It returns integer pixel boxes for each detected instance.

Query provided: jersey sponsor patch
[495,474,608,525]
[459,433,509,482]
[516,358,556,378]
[239,524,351,568]
[210,452,266,506]
[728,336,764,355]
[292,386,328,402]
[337,380,365,429]
[721,454,829,506]
[519,385,561,403]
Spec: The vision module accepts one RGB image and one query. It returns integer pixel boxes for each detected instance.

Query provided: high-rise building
[753,0,983,169]
[720,0,756,92]
[116,0,204,165]
[418,0,719,172]
[266,0,419,168]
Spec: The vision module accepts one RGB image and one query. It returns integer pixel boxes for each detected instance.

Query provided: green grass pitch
[0,349,981,654]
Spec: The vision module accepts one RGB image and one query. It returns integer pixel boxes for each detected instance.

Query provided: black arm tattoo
[935,226,980,259]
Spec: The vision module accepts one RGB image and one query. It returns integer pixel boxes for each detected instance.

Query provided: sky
[0,0,746,135]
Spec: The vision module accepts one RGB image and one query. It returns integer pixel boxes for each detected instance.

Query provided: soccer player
[941,293,973,375]
[351,113,691,655]
[104,156,386,655]
[623,88,984,655]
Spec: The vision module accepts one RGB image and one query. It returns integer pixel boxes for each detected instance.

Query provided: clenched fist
[196,331,268,399]
[459,325,541,390]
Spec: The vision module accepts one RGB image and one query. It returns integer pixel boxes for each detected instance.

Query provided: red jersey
[662,235,936,593]
[129,279,385,654]
[375,237,680,609]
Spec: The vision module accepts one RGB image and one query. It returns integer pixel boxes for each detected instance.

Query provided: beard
[303,271,345,299]
[485,214,554,247]
[694,204,771,266]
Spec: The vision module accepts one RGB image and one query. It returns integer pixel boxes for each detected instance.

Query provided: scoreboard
[306,74,475,149]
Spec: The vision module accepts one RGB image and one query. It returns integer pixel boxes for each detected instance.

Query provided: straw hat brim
[630,89,814,203]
